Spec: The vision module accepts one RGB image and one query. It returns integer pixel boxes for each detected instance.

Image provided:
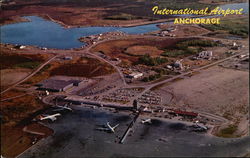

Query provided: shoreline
[1,1,248,29]
[1,13,222,29]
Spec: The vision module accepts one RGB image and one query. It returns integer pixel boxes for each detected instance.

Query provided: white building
[160,31,169,36]
[198,51,213,60]
[20,45,26,49]
[233,42,237,47]
[174,60,183,70]
[128,72,143,79]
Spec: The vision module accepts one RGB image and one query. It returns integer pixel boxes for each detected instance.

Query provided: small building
[87,35,95,40]
[238,54,247,59]
[14,45,26,49]
[174,60,183,70]
[63,56,72,60]
[197,51,213,60]
[127,72,143,79]
[169,34,176,37]
[111,57,120,62]
[166,65,173,69]
[160,31,169,36]
[20,45,26,49]
[231,46,240,50]
[233,42,237,47]
[166,27,177,32]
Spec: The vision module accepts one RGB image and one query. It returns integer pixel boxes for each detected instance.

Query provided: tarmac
[18,105,250,158]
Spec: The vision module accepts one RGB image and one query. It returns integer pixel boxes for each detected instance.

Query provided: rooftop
[37,79,73,91]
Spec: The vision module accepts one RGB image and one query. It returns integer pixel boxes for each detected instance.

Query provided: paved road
[122,50,248,123]
[84,39,127,86]
[128,50,248,101]
[1,55,59,95]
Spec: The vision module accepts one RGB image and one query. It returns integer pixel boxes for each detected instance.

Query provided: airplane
[195,121,208,130]
[53,104,73,112]
[141,118,152,124]
[39,113,61,121]
[191,121,208,132]
[95,122,119,133]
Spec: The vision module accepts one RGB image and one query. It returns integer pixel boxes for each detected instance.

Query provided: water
[220,2,249,13]
[0,3,248,49]
[0,16,160,49]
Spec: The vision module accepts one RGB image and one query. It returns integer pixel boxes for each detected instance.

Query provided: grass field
[0,53,44,70]
[1,90,52,158]
[125,45,163,56]
[50,57,115,78]
[161,39,217,57]
[1,94,47,125]
[137,54,168,66]
[0,0,219,26]
[155,0,214,9]
[105,13,143,20]
[201,16,249,38]
[216,124,238,138]
[24,57,116,85]
[91,37,186,64]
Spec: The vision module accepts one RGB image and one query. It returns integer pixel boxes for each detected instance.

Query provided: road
[127,50,248,102]
[0,92,31,102]
[80,32,247,93]
[0,55,59,95]
[22,126,45,136]
[83,39,127,86]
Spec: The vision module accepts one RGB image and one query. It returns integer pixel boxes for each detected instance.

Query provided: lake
[0,3,248,49]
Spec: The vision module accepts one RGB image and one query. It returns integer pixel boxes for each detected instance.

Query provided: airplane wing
[113,124,119,129]
[107,122,113,130]
[95,127,109,131]
[65,107,73,111]
[52,108,64,112]
[50,117,57,121]
[53,105,72,111]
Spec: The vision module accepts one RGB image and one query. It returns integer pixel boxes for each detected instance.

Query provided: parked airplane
[53,104,73,112]
[96,122,119,133]
[191,121,208,132]
[141,118,152,124]
[39,113,61,121]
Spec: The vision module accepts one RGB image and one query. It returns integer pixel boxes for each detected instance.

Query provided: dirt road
[0,55,59,95]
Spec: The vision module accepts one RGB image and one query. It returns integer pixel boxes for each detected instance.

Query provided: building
[41,47,48,50]
[36,79,73,92]
[14,45,26,49]
[197,51,213,60]
[127,72,143,79]
[166,65,173,69]
[159,31,169,37]
[68,79,85,86]
[63,56,72,60]
[173,60,183,70]
[166,27,177,32]
[36,78,86,92]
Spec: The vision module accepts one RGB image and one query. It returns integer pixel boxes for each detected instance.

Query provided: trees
[138,54,167,66]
